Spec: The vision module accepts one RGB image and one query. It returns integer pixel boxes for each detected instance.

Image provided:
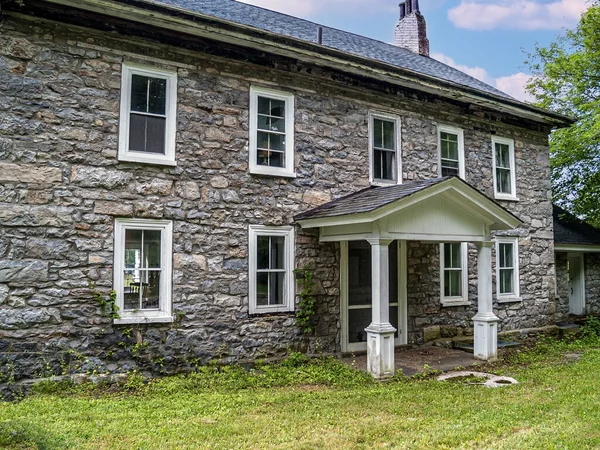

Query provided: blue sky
[239,0,589,101]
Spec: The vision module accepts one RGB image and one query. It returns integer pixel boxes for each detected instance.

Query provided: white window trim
[440,242,469,307]
[437,124,465,180]
[118,62,178,166]
[113,218,173,324]
[495,237,521,302]
[249,86,296,178]
[248,225,295,314]
[368,111,402,186]
[492,136,517,201]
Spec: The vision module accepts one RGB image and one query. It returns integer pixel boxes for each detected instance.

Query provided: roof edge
[27,0,575,128]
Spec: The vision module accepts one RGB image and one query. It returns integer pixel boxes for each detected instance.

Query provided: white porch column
[365,238,396,378]
[473,241,499,360]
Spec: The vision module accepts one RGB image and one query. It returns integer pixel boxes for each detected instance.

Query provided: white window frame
[437,125,465,179]
[113,218,173,324]
[492,136,517,200]
[440,242,469,306]
[369,111,402,185]
[248,225,295,314]
[495,237,521,302]
[249,86,296,178]
[118,62,178,166]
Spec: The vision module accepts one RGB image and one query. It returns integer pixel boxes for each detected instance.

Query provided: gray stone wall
[585,254,600,315]
[0,13,556,380]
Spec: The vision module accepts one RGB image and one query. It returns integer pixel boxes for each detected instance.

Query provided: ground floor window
[248,225,295,314]
[113,218,173,324]
[440,242,469,305]
[496,237,520,301]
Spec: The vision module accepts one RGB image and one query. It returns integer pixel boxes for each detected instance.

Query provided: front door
[341,240,407,352]
[568,253,585,315]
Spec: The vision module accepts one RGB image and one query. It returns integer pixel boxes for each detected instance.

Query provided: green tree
[527,2,600,226]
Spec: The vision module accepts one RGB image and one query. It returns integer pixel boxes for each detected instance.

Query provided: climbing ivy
[294,266,317,334]
[89,281,120,319]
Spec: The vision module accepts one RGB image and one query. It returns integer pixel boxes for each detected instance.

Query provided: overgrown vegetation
[294,266,318,334]
[89,281,119,319]
[2,325,600,449]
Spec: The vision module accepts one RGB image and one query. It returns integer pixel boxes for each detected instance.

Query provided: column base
[472,312,499,360]
[365,322,396,378]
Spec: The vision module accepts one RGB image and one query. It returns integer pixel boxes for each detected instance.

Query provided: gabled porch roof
[295,177,521,240]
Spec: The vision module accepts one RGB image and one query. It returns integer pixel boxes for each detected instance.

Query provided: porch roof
[294,177,521,232]
[554,205,600,250]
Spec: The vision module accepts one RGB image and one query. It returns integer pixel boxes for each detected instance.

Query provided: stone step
[556,323,579,339]
[452,340,520,353]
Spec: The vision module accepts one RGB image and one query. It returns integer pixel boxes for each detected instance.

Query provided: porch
[295,177,522,378]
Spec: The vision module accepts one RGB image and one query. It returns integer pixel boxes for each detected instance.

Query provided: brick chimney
[394,0,429,57]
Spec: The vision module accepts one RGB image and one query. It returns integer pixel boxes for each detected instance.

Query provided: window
[440,242,469,305]
[249,87,295,177]
[113,219,173,324]
[492,137,517,199]
[496,237,520,301]
[370,112,401,184]
[118,63,177,165]
[438,125,464,179]
[248,225,295,314]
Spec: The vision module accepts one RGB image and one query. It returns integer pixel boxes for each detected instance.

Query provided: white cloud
[432,53,533,102]
[448,0,588,31]
[495,72,534,102]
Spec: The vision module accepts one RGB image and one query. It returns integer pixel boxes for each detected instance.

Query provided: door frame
[567,252,586,316]
[340,240,408,353]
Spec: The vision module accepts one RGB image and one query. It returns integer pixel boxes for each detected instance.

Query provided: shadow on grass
[0,420,64,450]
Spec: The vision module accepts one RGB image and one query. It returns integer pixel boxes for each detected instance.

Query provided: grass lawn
[2,340,600,449]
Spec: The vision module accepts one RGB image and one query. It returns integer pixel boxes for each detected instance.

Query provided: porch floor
[341,345,481,377]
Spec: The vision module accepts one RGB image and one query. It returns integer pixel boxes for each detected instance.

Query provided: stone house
[0,0,593,380]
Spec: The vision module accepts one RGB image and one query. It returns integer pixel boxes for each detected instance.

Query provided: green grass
[2,341,600,449]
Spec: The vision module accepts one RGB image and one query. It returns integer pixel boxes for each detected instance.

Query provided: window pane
[125,230,143,267]
[257,149,285,168]
[374,149,395,181]
[500,268,514,294]
[441,164,459,177]
[440,132,459,160]
[130,75,166,115]
[257,236,269,270]
[269,272,285,305]
[496,168,511,194]
[123,270,140,310]
[147,78,166,115]
[382,120,395,150]
[143,230,162,269]
[142,271,160,309]
[130,74,149,112]
[348,308,372,343]
[373,119,383,148]
[270,236,285,270]
[257,131,285,152]
[256,272,268,305]
[445,270,462,297]
[129,114,166,154]
[444,243,461,269]
[257,96,271,115]
[495,143,510,168]
[269,99,285,117]
[499,243,513,268]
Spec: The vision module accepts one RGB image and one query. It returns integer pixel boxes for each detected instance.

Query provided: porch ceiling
[295,177,521,241]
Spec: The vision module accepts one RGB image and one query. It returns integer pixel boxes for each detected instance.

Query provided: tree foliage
[527,2,600,226]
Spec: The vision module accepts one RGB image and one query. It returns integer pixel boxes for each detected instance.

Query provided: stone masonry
[0,13,557,381]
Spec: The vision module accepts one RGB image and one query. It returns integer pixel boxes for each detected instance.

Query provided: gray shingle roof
[149,0,512,99]
[294,177,449,221]
[553,205,600,246]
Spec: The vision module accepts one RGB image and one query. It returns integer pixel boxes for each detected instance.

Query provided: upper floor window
[248,225,295,314]
[113,218,173,324]
[440,242,469,306]
[438,125,464,179]
[370,112,401,184]
[496,237,520,302]
[249,87,295,177]
[118,63,177,166]
[492,136,517,200]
